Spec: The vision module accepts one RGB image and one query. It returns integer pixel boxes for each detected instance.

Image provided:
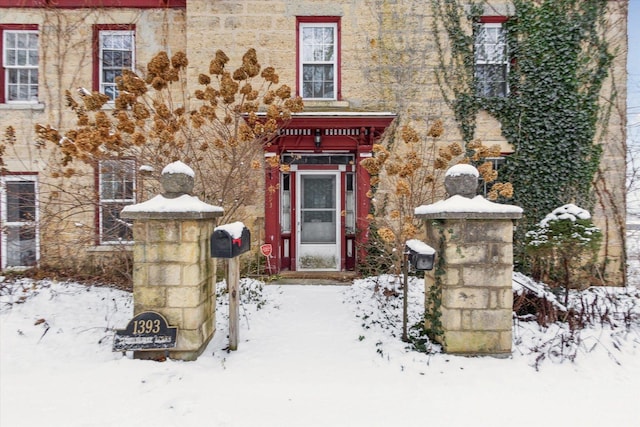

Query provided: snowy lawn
[1,272,639,427]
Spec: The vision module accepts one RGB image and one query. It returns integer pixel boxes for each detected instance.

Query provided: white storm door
[296,172,340,271]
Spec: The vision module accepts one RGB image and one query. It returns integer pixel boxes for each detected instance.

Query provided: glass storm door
[296,172,340,270]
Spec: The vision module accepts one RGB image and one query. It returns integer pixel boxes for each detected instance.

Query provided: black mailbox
[405,242,436,271]
[211,226,251,258]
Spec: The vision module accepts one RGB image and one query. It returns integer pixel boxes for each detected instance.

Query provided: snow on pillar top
[121,161,223,220]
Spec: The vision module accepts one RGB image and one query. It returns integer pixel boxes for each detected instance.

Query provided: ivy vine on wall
[424,220,446,342]
[431,0,614,271]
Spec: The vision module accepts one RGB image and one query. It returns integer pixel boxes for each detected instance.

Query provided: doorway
[296,171,340,270]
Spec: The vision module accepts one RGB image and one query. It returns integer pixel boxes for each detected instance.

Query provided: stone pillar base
[419,213,520,356]
[122,206,222,362]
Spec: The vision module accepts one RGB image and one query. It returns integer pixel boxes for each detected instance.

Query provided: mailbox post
[211,222,250,351]
[402,239,436,342]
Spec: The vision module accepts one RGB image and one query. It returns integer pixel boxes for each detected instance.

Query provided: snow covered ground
[1,205,639,427]
[1,263,639,427]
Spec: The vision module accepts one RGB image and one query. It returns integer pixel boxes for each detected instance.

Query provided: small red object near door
[260,244,272,257]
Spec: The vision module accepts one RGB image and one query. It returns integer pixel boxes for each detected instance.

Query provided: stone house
[0,0,628,285]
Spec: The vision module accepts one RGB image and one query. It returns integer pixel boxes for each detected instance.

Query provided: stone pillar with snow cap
[121,161,224,361]
[415,164,522,356]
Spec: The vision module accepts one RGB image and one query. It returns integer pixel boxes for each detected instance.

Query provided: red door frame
[264,114,395,273]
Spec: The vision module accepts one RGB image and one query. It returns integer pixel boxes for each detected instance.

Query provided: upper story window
[297,17,340,101]
[98,159,135,243]
[474,19,508,98]
[94,25,135,101]
[1,25,38,103]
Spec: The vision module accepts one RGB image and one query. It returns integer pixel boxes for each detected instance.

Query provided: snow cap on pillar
[161,161,195,198]
[415,164,522,219]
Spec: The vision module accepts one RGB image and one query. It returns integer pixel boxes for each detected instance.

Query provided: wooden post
[228,257,240,351]
[402,250,409,343]
[211,222,250,351]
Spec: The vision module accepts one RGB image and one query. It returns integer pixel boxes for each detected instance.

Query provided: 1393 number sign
[113,311,177,352]
[132,319,161,335]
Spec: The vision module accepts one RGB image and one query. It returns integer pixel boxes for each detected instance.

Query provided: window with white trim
[1,175,38,268]
[3,30,38,102]
[99,30,134,101]
[99,160,135,243]
[280,173,291,233]
[299,22,337,100]
[345,172,355,235]
[474,22,508,97]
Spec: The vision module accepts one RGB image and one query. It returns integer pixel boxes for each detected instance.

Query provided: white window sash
[475,22,509,96]
[299,22,337,100]
[98,30,135,101]
[0,175,39,269]
[3,30,39,103]
[475,23,507,62]
[98,160,136,244]
[280,173,291,233]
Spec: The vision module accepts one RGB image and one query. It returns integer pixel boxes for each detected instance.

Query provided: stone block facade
[424,218,516,355]
[123,213,221,361]
[0,1,628,284]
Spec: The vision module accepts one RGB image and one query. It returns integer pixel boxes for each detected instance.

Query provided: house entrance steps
[270,271,357,286]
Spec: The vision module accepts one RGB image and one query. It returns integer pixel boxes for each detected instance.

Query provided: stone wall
[128,216,217,360]
[424,218,515,355]
[0,7,187,269]
[0,1,628,283]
